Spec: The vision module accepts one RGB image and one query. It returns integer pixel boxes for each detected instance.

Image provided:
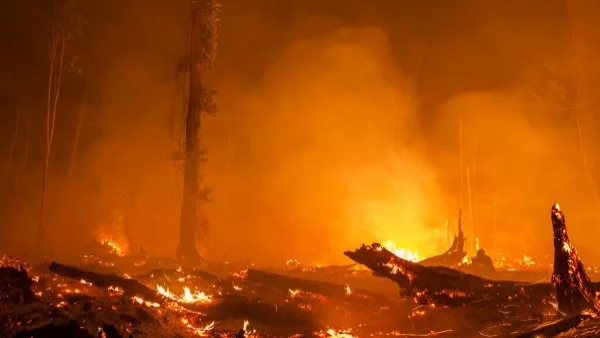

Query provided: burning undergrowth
[0,251,410,337]
[2,204,600,337]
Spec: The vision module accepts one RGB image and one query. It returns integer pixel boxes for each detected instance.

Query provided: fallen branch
[48,262,161,303]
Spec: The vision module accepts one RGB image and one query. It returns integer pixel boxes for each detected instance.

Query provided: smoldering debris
[1,204,600,337]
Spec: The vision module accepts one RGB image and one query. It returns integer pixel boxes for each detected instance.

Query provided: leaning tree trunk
[176,0,221,259]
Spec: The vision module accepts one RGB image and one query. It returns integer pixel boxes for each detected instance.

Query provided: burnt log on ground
[245,268,392,306]
[204,295,316,328]
[48,262,162,303]
[346,203,600,336]
[345,204,600,311]
[345,242,554,306]
[47,261,319,328]
[550,202,600,316]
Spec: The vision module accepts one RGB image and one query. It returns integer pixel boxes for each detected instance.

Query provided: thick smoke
[206,26,448,263]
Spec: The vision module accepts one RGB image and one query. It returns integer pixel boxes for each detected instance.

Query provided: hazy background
[1,0,600,265]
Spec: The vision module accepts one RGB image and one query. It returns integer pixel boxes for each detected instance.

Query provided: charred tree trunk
[550,202,599,316]
[176,0,221,259]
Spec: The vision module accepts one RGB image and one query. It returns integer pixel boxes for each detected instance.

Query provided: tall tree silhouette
[176,0,221,259]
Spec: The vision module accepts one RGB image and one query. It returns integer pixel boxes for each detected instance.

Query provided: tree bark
[550,202,599,316]
[176,0,220,258]
[177,4,202,259]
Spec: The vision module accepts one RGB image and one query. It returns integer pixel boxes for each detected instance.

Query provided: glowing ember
[326,329,357,338]
[384,240,423,262]
[180,317,215,336]
[94,209,130,256]
[96,234,127,257]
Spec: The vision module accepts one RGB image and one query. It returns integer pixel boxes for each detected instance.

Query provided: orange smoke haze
[2,0,600,267]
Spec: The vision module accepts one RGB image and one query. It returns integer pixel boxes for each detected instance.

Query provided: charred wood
[344,242,557,307]
[245,269,391,306]
[204,294,316,328]
[48,262,161,303]
[14,320,95,338]
[550,202,600,316]
[0,265,35,302]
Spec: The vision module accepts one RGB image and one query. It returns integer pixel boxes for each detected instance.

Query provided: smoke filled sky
[1,0,600,264]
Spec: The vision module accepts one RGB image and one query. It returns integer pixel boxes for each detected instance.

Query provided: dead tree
[550,202,599,316]
[176,0,221,259]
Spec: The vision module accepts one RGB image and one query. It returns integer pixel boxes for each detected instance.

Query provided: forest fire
[3,204,600,337]
[4,0,600,337]
[383,241,422,262]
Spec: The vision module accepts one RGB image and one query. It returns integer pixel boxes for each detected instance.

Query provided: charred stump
[550,202,599,316]
[419,209,467,268]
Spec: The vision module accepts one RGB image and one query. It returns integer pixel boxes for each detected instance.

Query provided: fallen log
[345,242,554,306]
[204,294,316,328]
[345,203,600,311]
[246,269,391,306]
[48,262,162,303]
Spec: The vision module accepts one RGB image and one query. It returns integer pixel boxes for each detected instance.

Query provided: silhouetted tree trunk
[5,105,20,176]
[18,112,30,186]
[38,1,68,250]
[176,0,221,259]
[67,88,86,179]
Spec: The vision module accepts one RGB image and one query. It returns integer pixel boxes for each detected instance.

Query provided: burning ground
[3,204,600,337]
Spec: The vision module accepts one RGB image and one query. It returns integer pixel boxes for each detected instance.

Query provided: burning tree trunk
[550,202,599,316]
[176,0,221,259]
